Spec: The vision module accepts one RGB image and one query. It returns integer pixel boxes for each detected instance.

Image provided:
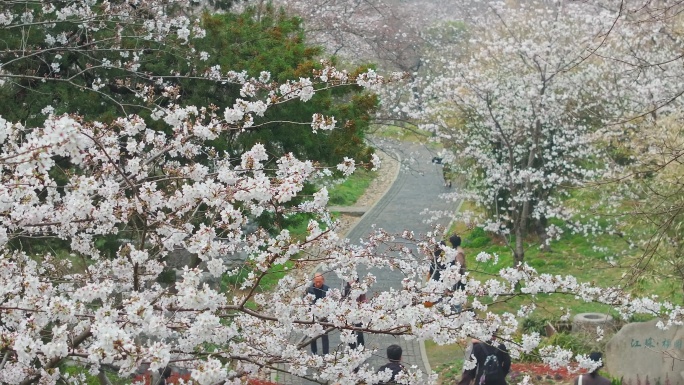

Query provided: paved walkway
[276,140,458,384]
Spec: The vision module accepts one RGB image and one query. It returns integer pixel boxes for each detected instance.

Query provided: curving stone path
[276,140,459,384]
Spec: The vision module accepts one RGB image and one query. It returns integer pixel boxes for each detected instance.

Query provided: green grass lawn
[370,124,433,143]
[444,199,681,317]
[328,168,377,206]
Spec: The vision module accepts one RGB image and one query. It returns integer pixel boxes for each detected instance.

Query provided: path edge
[340,146,402,238]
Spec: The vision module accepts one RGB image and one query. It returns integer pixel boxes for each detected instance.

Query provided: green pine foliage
[193,7,378,166]
[0,3,377,167]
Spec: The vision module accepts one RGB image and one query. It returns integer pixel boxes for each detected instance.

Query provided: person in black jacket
[305,273,330,355]
[460,337,510,385]
[429,241,448,283]
[159,367,172,385]
[376,344,405,384]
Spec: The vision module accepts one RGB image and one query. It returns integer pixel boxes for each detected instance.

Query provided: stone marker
[606,319,684,384]
[166,247,200,270]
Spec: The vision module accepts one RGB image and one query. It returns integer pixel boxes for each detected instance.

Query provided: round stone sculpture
[572,313,615,336]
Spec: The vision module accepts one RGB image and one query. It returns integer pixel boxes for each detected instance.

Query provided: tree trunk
[514,189,531,265]
[537,217,551,252]
[98,368,113,385]
[514,224,525,265]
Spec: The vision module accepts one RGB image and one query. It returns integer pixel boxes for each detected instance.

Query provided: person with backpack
[460,337,510,385]
[376,344,406,384]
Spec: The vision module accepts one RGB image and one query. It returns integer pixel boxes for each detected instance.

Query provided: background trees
[405,0,684,266]
[607,114,684,296]
[269,0,423,72]
[181,7,380,165]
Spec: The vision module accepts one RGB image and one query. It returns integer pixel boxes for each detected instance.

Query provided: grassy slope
[328,169,377,206]
[428,193,681,383]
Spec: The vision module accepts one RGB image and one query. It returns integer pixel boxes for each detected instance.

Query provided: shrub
[521,317,550,336]
[542,332,594,356]
[464,227,490,248]
[514,331,597,363]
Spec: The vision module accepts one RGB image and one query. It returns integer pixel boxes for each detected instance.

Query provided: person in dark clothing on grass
[160,367,172,385]
[459,337,510,385]
[305,272,330,355]
[449,234,467,286]
[376,344,405,384]
[429,241,448,282]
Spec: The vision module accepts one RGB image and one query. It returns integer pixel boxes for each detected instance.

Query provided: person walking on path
[442,162,454,188]
[459,337,510,385]
[428,241,449,282]
[573,352,610,385]
[429,236,466,283]
[376,344,406,384]
[305,273,330,355]
[343,279,366,349]
[429,235,467,312]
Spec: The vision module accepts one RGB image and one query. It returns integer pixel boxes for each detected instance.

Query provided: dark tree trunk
[537,216,551,252]
[514,224,525,265]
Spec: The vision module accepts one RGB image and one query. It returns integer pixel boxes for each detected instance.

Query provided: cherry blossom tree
[3,2,684,385]
[404,0,684,264]
[584,0,684,294]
